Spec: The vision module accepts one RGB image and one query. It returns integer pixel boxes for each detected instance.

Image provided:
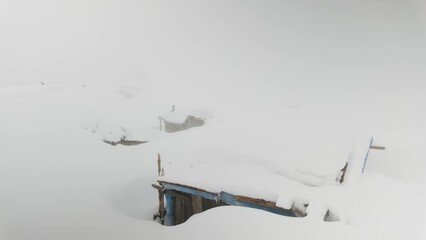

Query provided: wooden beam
[220,191,296,217]
[370,145,385,150]
[234,195,279,209]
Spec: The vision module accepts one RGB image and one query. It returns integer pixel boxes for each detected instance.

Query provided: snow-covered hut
[159,109,211,133]
[152,179,297,225]
[151,120,383,226]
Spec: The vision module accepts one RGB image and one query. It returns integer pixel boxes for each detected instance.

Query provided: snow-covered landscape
[1,1,426,239]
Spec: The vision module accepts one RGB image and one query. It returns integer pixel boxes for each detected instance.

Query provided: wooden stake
[157,153,161,177]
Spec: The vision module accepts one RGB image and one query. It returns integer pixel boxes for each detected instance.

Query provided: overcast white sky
[1,0,426,97]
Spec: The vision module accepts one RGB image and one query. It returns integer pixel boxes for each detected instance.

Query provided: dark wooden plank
[192,195,202,214]
[370,145,386,150]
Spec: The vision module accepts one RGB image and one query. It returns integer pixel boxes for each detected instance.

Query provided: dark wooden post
[152,184,165,224]
[157,153,161,177]
[192,195,202,214]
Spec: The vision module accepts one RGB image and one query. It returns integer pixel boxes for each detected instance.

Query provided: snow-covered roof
[157,120,372,217]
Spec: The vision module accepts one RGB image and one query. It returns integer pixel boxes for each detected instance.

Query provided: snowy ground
[2,0,426,239]
[1,82,426,240]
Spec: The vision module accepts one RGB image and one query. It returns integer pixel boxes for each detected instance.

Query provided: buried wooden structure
[152,138,386,225]
[159,115,205,133]
[158,106,208,133]
[152,181,296,226]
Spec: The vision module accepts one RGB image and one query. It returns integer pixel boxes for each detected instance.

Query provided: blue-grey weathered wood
[160,182,218,201]
[220,192,296,217]
[164,191,174,226]
[160,181,297,226]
